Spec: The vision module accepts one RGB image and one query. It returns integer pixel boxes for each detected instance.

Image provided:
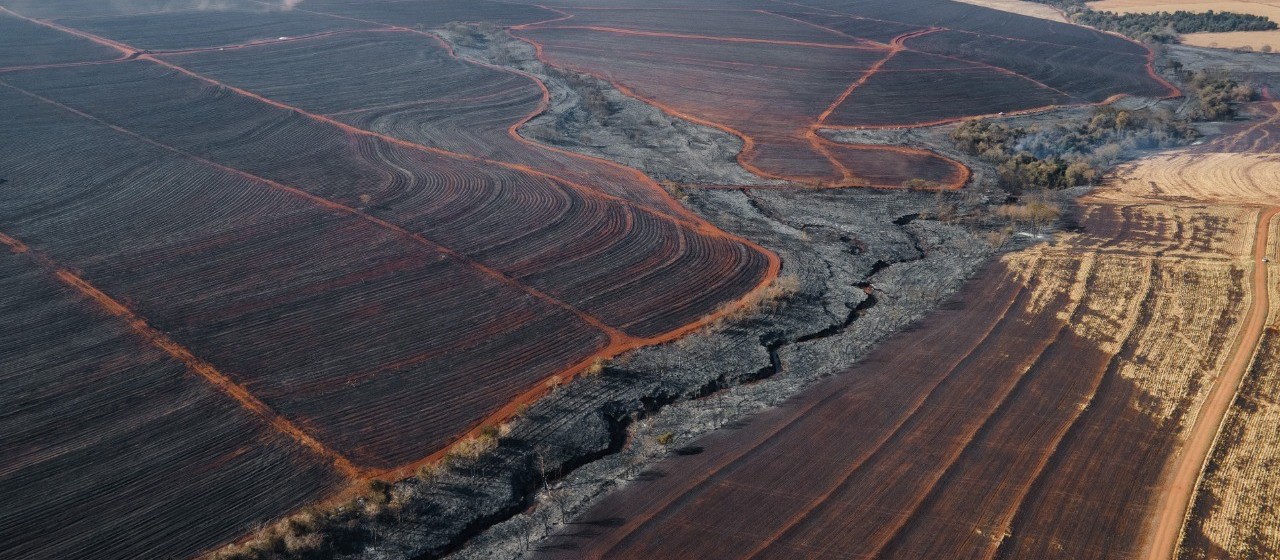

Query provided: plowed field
[0,0,1194,558]
[512,0,1172,186]
[0,3,775,557]
[530,97,1278,560]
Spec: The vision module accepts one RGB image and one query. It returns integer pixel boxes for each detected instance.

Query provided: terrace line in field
[0,4,778,557]
[0,246,345,560]
[509,0,1171,187]
[528,90,1280,559]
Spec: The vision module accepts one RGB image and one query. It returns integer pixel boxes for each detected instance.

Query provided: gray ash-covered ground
[328,25,1255,560]
[319,25,1024,560]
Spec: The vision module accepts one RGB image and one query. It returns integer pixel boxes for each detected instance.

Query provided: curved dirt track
[1143,101,1280,560]
[510,0,1173,188]
[0,3,781,557]
[527,109,1280,560]
[1144,206,1276,560]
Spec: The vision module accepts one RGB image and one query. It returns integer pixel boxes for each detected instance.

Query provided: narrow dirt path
[1145,205,1278,560]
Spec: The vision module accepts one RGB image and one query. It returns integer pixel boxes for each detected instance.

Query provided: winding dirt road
[1146,205,1278,560]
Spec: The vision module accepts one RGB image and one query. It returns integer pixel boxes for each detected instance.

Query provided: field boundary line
[0,232,364,478]
[747,265,1083,559]
[0,79,631,345]
[516,24,884,50]
[1152,205,1279,560]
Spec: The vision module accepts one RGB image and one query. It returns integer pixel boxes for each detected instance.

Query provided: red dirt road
[1144,206,1278,560]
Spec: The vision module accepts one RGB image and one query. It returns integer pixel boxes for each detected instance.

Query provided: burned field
[0,0,1188,558]
[0,2,775,558]
[530,217,1254,560]
[512,0,1172,187]
[528,98,1279,559]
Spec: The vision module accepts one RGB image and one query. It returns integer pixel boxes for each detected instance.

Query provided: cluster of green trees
[1030,0,1276,43]
[953,66,1261,192]
[952,107,1198,190]
[1181,69,1260,119]
[1075,9,1276,43]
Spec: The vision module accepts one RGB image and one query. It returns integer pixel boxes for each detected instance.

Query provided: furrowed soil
[0,1,1225,559]
[484,99,1280,560]
[1166,101,1280,560]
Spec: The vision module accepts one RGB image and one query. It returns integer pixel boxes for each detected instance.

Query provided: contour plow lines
[808,2,1177,100]
[0,79,628,346]
[0,231,362,478]
[1,6,733,238]
[511,28,965,189]
[0,55,131,74]
[234,3,720,226]
[1154,206,1279,560]
[0,1,784,473]
[0,8,779,321]
[510,2,1170,187]
[533,266,1032,558]
[0,61,782,491]
[752,273,1086,560]
[141,28,378,57]
[510,24,885,50]
[388,23,732,231]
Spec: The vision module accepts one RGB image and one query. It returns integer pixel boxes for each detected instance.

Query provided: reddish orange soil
[0,5,781,484]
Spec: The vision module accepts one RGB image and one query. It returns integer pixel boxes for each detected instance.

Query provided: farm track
[0,1,1211,558]
[0,3,789,557]
[0,232,363,477]
[1147,206,1275,560]
[1149,101,1280,560]
[528,103,1276,560]
[510,0,1171,187]
[0,3,779,407]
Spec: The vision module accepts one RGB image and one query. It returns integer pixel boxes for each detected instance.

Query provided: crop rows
[60,9,373,52]
[532,181,1256,558]
[0,82,619,467]
[160,31,685,214]
[511,0,1169,187]
[538,7,875,46]
[0,10,781,556]
[827,52,1073,127]
[1067,203,1258,259]
[0,12,119,69]
[1146,101,1280,560]
[0,248,344,560]
[512,25,929,186]
[1179,257,1280,559]
[292,0,558,29]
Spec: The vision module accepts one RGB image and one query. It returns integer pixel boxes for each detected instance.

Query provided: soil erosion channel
[526,105,1280,559]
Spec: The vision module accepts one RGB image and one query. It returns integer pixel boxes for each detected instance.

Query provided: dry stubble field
[530,101,1280,560]
[1089,0,1280,49]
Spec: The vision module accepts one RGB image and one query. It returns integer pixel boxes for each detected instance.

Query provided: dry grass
[993,199,1062,233]
[1010,221,1251,425]
[1183,29,1280,49]
[1182,218,1280,559]
[705,274,800,330]
[1093,152,1280,205]
[1067,202,1260,258]
[1040,110,1280,558]
[1089,0,1280,20]
[952,0,1069,21]
[1088,0,1280,50]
